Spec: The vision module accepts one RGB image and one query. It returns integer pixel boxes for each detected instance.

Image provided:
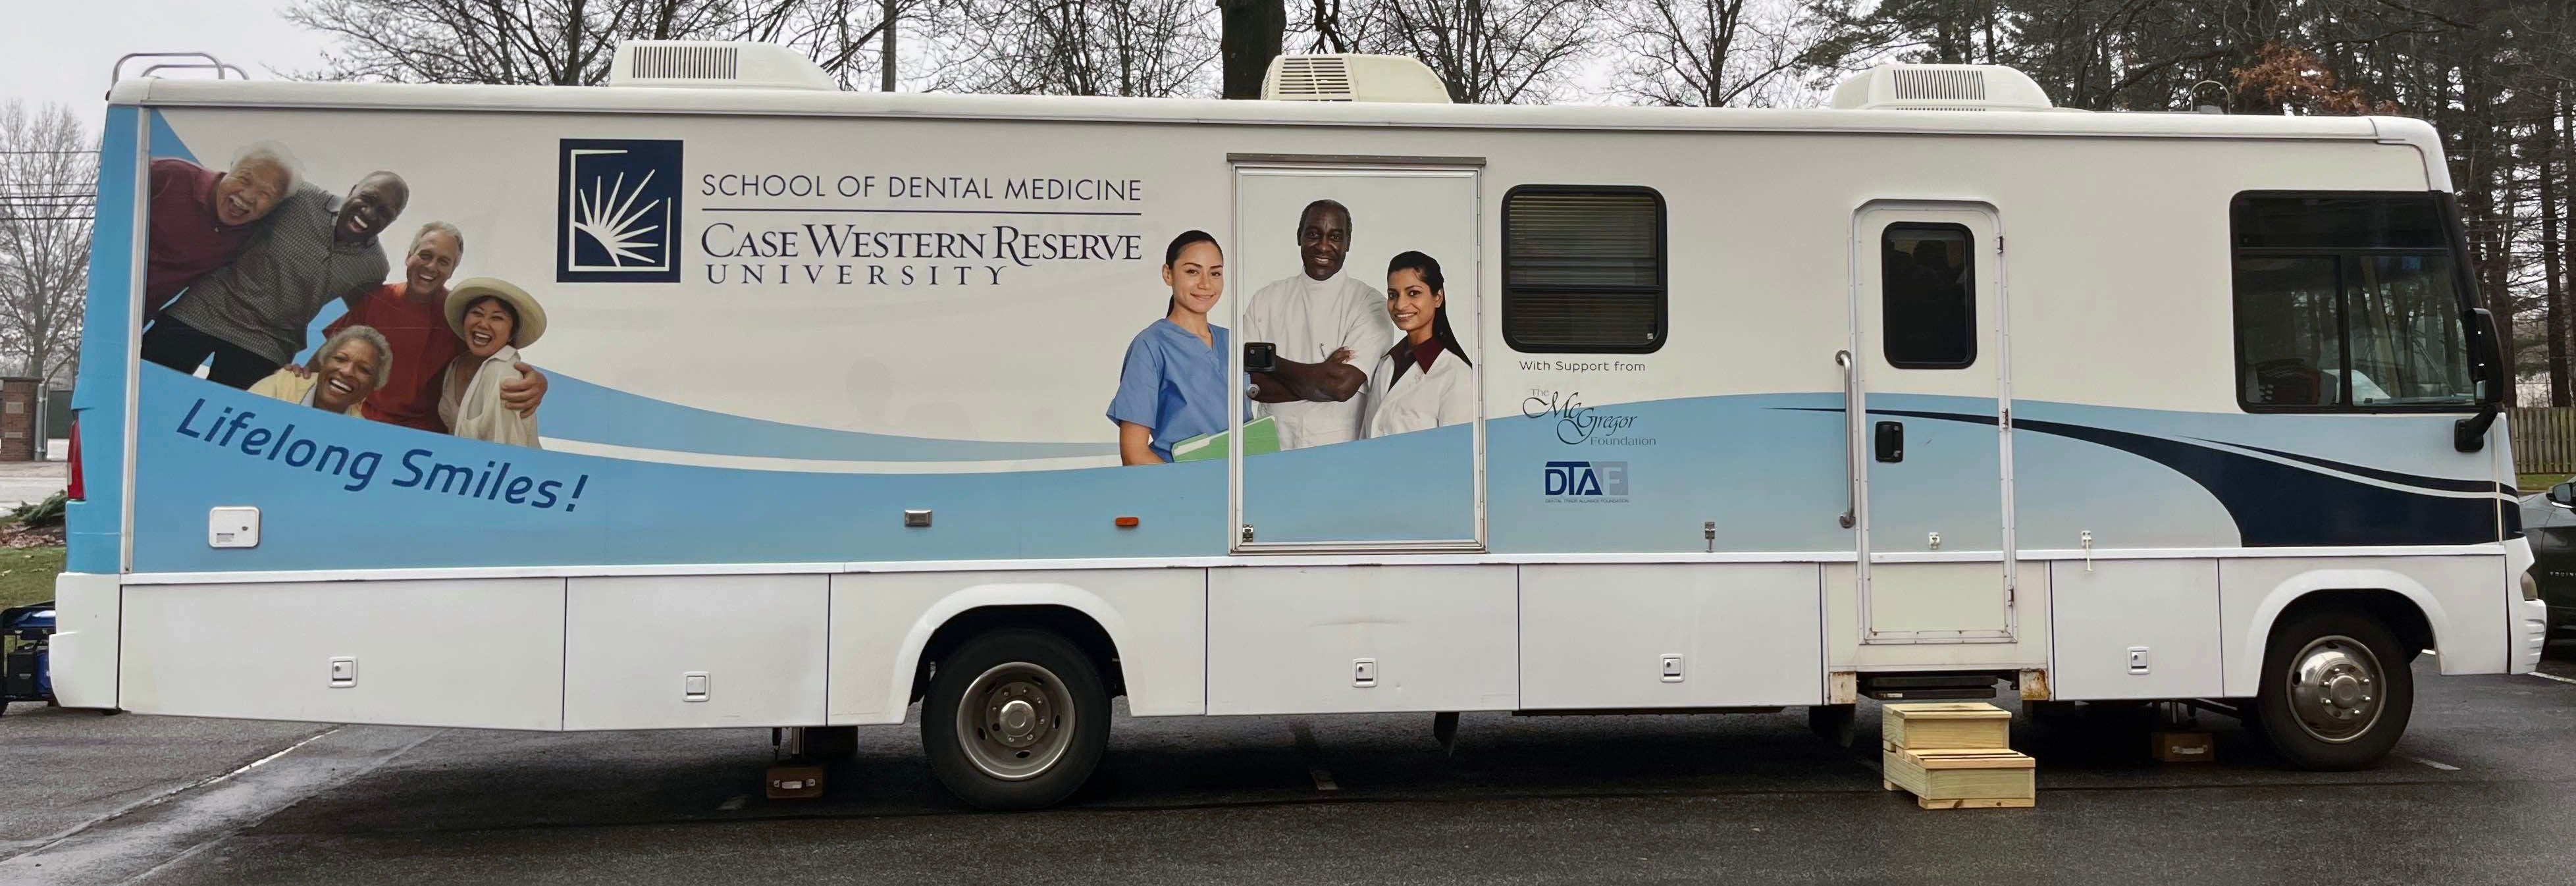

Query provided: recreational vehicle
[48,45,2545,808]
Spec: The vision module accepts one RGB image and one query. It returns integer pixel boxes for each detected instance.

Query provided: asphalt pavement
[4,647,2575,885]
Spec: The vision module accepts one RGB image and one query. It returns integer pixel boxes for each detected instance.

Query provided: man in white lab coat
[1243,199,1396,449]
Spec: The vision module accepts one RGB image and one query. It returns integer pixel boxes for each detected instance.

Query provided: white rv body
[48,60,2543,800]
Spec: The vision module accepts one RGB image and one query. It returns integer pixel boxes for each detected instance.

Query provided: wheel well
[911,605,1126,703]
[2274,588,2435,656]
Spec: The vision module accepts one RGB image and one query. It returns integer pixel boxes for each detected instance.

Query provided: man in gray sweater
[144,170,408,388]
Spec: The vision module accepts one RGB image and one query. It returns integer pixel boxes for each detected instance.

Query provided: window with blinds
[1502,187,1667,353]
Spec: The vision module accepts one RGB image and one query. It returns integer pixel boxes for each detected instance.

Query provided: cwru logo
[557,139,683,282]
[1544,461,1629,497]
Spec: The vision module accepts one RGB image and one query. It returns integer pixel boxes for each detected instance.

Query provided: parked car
[2521,482,2576,635]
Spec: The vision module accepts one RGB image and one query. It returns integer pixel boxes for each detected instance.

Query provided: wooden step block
[1881,746,2034,810]
[1883,702,2012,750]
[2152,730,2214,764]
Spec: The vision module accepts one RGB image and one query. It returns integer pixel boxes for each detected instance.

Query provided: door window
[1880,224,1976,369]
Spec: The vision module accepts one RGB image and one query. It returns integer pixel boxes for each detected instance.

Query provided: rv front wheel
[922,628,1109,810]
[2251,609,2413,770]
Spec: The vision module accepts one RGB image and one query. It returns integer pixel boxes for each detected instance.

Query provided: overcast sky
[4,0,327,124]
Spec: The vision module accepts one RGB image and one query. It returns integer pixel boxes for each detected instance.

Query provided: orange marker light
[1114,516,1141,528]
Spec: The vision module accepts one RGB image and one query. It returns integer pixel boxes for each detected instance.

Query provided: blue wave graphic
[538,373,1117,462]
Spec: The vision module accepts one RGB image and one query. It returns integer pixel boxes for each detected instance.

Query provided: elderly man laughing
[144,143,299,323]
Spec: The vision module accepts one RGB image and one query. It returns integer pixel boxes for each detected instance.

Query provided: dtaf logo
[558,139,682,282]
[1544,461,1628,497]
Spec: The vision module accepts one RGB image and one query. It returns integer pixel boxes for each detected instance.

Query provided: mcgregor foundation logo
[557,139,683,282]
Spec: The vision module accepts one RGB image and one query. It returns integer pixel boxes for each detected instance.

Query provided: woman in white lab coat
[1361,251,1474,438]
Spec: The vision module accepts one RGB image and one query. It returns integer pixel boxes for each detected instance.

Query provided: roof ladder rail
[107,52,249,97]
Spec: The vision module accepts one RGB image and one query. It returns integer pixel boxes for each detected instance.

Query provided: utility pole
[881,0,897,91]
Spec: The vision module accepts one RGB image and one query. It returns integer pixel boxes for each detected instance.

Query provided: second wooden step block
[1881,744,2036,810]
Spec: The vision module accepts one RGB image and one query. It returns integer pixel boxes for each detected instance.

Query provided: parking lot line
[2531,671,2576,686]
[2404,755,2461,771]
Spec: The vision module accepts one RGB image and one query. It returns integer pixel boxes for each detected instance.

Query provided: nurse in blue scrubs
[1109,230,1233,465]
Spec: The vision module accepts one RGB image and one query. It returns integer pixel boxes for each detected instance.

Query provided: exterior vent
[1271,56,1355,101]
[631,44,739,82]
[608,40,837,91]
[1261,54,1451,103]
[1892,68,1984,103]
[1829,63,2054,112]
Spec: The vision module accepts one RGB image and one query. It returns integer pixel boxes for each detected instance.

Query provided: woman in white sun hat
[439,277,548,448]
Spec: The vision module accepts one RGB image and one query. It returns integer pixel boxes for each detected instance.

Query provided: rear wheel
[921,628,1109,810]
[2251,609,2413,770]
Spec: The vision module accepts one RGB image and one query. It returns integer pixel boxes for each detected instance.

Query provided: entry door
[1852,202,2015,642]
[1229,165,1483,552]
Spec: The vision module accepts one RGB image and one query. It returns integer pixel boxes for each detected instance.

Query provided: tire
[921,628,1110,810]
[2250,608,2413,770]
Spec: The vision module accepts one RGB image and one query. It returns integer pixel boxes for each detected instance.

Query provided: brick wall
[0,378,38,461]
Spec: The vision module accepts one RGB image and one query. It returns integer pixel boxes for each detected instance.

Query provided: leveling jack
[766,726,860,799]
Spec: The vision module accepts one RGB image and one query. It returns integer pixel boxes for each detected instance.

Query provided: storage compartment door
[1519,563,1823,709]
[1207,565,1515,714]
[564,575,828,730]
[2049,560,2221,700]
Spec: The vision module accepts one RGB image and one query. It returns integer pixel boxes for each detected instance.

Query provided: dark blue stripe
[2187,439,2502,495]
[1774,407,2502,547]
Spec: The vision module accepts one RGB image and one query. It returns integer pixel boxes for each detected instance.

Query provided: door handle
[1875,421,1904,463]
[1835,351,1857,529]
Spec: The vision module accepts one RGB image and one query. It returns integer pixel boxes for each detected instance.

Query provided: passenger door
[1851,202,2016,642]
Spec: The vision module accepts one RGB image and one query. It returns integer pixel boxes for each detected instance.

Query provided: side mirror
[2551,482,2575,508]
[2454,307,2504,453]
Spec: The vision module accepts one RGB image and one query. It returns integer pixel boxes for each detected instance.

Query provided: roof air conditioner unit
[1828,63,2053,112]
[1261,55,1452,103]
[608,41,838,91]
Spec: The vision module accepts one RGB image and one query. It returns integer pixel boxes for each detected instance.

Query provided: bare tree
[924,0,1218,97]
[0,103,90,385]
[1354,0,1602,103]
[284,0,921,90]
[1612,0,1819,107]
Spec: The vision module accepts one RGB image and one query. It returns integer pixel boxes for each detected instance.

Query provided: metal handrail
[1835,350,1857,529]
[107,52,248,98]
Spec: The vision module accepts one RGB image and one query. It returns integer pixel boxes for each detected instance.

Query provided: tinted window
[1503,188,1665,352]
[2346,253,2473,405]
[2236,256,2342,407]
[1881,224,1975,369]
[2232,194,2447,249]
[2232,192,2475,411]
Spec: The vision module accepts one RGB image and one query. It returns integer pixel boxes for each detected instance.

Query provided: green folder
[1171,416,1280,461]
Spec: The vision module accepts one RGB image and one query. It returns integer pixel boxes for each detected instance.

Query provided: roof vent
[1829,63,2053,111]
[608,40,837,91]
[1261,55,1451,103]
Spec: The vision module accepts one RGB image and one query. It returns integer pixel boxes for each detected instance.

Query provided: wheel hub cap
[956,663,1073,780]
[2288,635,2382,744]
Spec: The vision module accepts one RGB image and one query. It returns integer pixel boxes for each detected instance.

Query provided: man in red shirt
[320,221,548,429]
[144,145,296,323]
